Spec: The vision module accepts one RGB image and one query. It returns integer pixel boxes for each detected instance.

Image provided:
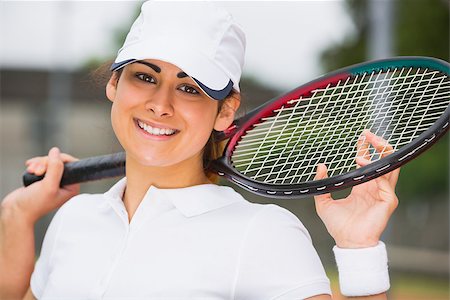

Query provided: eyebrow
[136,61,189,78]
[136,61,161,73]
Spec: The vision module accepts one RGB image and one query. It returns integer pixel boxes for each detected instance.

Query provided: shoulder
[61,177,127,213]
[210,185,311,239]
[252,203,305,225]
[245,203,312,242]
[59,192,106,212]
[51,192,109,226]
[218,185,307,229]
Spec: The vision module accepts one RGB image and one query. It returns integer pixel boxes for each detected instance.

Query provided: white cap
[111,1,246,100]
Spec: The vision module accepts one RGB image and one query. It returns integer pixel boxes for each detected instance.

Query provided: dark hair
[91,61,234,184]
[203,97,228,183]
[90,60,116,88]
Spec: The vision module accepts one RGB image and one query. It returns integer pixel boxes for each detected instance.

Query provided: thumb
[42,147,64,186]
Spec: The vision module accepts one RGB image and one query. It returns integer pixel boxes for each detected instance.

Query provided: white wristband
[333,241,390,297]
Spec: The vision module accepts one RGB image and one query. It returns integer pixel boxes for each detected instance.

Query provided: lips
[134,118,179,136]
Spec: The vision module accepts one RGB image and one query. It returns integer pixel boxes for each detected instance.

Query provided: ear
[106,72,120,102]
[214,92,241,131]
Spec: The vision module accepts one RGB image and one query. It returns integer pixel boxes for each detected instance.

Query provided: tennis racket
[23,56,450,199]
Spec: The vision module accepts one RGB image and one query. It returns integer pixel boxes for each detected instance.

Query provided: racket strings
[234,74,447,155]
[292,67,447,181]
[291,68,448,181]
[233,96,447,153]
[231,67,450,185]
[246,80,345,177]
[239,78,450,140]
[239,74,448,137]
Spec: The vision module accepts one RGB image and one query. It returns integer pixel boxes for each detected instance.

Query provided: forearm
[307,292,387,300]
[0,203,36,299]
[341,293,387,299]
[339,292,387,299]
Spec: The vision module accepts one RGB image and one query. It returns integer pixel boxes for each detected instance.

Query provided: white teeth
[137,120,175,136]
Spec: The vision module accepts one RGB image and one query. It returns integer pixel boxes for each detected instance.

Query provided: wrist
[335,239,379,249]
[1,200,37,227]
[333,241,390,297]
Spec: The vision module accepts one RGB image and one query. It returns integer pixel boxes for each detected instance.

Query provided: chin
[125,143,205,168]
[131,153,171,167]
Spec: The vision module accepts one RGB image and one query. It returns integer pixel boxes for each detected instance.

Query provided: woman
[0,2,398,299]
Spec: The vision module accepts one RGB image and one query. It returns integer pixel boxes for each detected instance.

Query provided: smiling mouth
[135,119,178,136]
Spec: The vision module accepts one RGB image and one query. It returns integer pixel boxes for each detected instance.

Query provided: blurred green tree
[320,0,449,201]
[321,0,449,69]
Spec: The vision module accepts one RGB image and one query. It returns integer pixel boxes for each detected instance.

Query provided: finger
[27,158,48,175]
[314,163,328,181]
[60,153,79,162]
[314,163,333,204]
[26,152,75,172]
[26,161,38,172]
[34,164,47,176]
[356,130,371,161]
[26,155,48,162]
[25,157,41,165]
[355,156,371,168]
[356,154,401,191]
[25,157,45,166]
[364,130,394,158]
[42,147,64,187]
[359,131,400,187]
[26,161,44,174]
[387,166,401,188]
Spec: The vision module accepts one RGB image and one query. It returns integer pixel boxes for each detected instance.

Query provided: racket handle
[22,152,126,187]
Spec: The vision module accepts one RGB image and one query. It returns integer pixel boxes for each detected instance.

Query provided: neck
[122,152,210,221]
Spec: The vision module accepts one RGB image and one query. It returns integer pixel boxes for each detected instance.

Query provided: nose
[145,86,174,117]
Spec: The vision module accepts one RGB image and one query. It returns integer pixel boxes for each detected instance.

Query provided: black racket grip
[22,152,126,187]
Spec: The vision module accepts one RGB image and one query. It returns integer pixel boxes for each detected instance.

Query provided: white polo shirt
[31,178,331,299]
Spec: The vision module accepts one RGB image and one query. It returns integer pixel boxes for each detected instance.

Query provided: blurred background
[0,0,448,298]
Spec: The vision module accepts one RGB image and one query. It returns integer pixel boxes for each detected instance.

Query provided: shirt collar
[103,177,244,218]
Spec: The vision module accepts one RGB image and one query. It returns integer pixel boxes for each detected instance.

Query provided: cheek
[109,88,141,130]
[181,103,218,147]
[186,102,217,129]
[110,99,134,143]
[110,103,125,146]
[110,104,119,130]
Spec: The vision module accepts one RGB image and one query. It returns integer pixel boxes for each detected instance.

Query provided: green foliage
[397,135,449,202]
[321,0,369,71]
[396,0,449,60]
[320,0,449,201]
[321,0,449,71]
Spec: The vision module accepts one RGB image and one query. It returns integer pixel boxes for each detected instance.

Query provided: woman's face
[106,59,232,168]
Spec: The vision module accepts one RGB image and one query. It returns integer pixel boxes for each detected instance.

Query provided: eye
[136,73,156,84]
[179,84,200,95]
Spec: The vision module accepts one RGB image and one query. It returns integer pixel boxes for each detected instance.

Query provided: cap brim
[192,77,233,100]
[110,59,136,71]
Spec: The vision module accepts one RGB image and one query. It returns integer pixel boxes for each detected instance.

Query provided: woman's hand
[314,130,400,248]
[1,147,80,225]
